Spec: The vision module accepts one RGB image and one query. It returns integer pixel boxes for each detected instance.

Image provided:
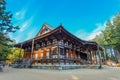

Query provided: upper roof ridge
[35,23,54,37]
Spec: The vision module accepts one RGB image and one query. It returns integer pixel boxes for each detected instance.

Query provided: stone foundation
[32,64,101,70]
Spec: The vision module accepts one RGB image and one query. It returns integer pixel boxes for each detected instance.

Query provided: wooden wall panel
[38,49,41,58]
[68,49,71,58]
[43,50,47,58]
[73,50,77,58]
[24,52,31,58]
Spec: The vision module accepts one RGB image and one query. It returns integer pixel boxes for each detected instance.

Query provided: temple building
[15,23,105,66]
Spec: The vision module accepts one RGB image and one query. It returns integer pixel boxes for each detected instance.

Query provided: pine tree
[0,0,19,60]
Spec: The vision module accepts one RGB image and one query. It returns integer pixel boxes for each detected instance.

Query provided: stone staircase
[12,59,33,68]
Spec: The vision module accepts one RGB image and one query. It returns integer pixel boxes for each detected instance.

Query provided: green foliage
[0,0,19,60]
[93,12,120,60]
[92,33,105,47]
[7,48,24,63]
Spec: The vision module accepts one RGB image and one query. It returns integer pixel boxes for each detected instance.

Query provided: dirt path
[0,66,120,80]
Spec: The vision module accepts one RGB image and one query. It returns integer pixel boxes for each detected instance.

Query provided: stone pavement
[0,66,120,80]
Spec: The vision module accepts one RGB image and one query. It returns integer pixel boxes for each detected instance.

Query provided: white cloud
[10,27,36,43]
[9,16,35,43]
[87,16,115,40]
[25,28,37,40]
[87,23,106,40]
[14,8,26,20]
[9,32,23,43]
[75,30,89,40]
[75,15,116,41]
[110,16,115,25]
[14,35,23,43]
[20,16,33,32]
[75,23,106,41]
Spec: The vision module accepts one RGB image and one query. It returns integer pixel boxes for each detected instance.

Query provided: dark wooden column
[71,49,74,64]
[31,39,34,59]
[69,48,71,59]
[97,44,102,69]
[51,47,53,64]
[64,47,66,64]
[86,49,89,62]
[68,48,71,64]
[92,51,94,63]
[94,51,97,64]
[49,47,52,58]
[95,51,98,64]
[66,49,68,58]
[58,45,60,64]
[89,51,92,64]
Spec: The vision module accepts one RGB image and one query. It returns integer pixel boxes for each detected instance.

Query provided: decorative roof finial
[58,22,64,30]
[60,23,62,26]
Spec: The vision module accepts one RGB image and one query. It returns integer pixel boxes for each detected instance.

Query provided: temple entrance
[80,52,87,60]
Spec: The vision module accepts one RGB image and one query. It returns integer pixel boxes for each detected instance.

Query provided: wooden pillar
[68,48,71,64]
[49,47,52,58]
[58,45,60,64]
[66,48,69,64]
[94,51,97,64]
[86,50,89,62]
[66,49,68,58]
[51,47,53,64]
[31,39,34,59]
[73,50,74,59]
[69,49,71,58]
[95,51,98,64]
[71,49,72,62]
[73,49,75,64]
[72,50,74,64]
[90,51,93,64]
[64,47,66,64]
[19,44,23,59]
[91,51,95,64]
[97,44,102,69]
[92,51,95,59]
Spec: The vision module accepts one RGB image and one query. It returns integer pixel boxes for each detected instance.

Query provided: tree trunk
[113,49,118,63]
[104,46,107,61]
[110,45,114,60]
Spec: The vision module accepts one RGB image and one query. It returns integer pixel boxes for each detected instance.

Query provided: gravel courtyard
[0,66,120,80]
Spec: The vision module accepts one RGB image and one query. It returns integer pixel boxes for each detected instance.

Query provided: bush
[116,63,120,67]
[102,61,107,65]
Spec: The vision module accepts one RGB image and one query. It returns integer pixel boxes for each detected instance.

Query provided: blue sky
[6,0,120,43]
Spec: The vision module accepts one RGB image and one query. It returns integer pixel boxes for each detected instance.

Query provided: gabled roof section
[36,23,54,37]
[15,23,103,51]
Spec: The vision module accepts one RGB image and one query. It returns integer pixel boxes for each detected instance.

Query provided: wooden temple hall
[15,23,105,65]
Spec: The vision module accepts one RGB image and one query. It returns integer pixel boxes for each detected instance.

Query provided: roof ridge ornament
[60,23,62,26]
[59,23,63,33]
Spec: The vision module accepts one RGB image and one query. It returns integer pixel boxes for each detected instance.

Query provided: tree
[7,48,24,63]
[0,0,19,60]
[93,12,120,62]
[112,13,120,51]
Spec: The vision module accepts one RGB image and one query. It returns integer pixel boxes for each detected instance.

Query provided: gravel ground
[0,66,120,80]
